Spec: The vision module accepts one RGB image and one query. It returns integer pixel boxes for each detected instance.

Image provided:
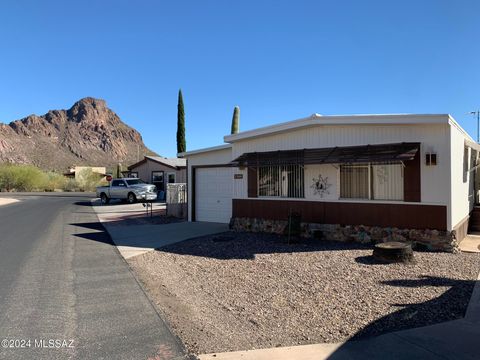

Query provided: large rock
[0,97,155,170]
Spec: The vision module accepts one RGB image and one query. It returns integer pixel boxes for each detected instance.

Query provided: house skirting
[232,199,447,230]
[230,199,458,252]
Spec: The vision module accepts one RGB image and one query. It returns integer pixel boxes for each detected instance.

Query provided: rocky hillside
[0,97,155,171]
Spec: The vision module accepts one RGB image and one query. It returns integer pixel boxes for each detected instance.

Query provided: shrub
[63,178,79,192]
[0,164,47,191]
[44,171,67,191]
[76,168,104,192]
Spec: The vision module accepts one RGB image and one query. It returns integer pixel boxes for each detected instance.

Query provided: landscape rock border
[229,217,459,253]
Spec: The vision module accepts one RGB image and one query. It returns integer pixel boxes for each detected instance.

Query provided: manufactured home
[179,114,479,251]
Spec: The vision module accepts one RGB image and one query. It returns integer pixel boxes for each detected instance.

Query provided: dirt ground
[127,232,480,355]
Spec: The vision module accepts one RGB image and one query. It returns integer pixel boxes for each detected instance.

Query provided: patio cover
[231,142,420,166]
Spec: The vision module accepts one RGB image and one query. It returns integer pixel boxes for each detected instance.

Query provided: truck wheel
[127,192,137,204]
[100,193,110,205]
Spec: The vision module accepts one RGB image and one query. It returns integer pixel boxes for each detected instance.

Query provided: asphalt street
[0,194,187,360]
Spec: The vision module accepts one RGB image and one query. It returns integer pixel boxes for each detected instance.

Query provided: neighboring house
[127,156,186,195]
[64,166,107,180]
[179,113,479,251]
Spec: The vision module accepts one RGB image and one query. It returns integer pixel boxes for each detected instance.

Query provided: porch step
[468,208,480,233]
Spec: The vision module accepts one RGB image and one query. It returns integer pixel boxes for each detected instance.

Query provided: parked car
[96,178,157,204]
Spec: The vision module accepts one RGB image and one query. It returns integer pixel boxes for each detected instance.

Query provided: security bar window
[340,165,369,199]
[258,164,304,198]
[340,163,404,201]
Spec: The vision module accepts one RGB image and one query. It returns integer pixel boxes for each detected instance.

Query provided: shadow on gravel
[350,275,475,340]
[154,231,373,260]
[327,275,477,359]
[354,255,392,265]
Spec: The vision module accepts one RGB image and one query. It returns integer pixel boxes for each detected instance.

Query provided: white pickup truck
[96,178,157,204]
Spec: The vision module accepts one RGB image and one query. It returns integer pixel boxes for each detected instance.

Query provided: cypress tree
[177,89,186,154]
[231,106,240,134]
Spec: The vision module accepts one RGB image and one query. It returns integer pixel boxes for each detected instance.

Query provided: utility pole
[470,110,480,143]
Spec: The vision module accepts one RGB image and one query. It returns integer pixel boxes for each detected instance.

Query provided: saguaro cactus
[231,106,240,134]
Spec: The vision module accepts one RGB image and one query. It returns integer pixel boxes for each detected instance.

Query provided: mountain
[0,97,156,171]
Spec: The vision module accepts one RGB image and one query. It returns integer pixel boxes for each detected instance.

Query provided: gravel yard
[128,232,480,355]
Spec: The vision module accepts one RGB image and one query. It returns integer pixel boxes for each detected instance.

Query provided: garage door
[195,167,232,223]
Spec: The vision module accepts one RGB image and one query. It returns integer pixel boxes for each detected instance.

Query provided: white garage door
[196,167,232,223]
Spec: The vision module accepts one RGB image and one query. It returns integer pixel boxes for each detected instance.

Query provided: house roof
[128,156,186,170]
[224,113,461,143]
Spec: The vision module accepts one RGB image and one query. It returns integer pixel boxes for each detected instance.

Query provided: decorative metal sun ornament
[311,174,331,197]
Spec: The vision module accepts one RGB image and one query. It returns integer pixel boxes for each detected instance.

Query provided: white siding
[450,124,475,230]
[232,123,450,207]
[185,146,232,221]
[233,168,248,198]
[195,167,233,223]
[304,164,339,200]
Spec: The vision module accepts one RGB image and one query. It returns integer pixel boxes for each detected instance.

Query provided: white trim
[465,138,480,152]
[450,115,475,142]
[233,196,445,206]
[178,144,231,157]
[224,114,452,143]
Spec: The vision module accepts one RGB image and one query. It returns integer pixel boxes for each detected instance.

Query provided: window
[258,164,304,198]
[167,173,176,183]
[152,171,164,183]
[372,164,404,200]
[111,180,125,187]
[340,165,369,199]
[470,149,477,170]
[130,172,138,178]
[125,179,145,185]
[340,163,404,201]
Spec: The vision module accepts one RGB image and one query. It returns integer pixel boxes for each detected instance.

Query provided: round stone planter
[373,242,415,264]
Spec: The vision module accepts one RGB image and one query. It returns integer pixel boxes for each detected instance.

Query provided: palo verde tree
[231,106,240,134]
[177,89,186,154]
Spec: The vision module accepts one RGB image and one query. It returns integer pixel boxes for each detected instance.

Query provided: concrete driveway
[92,199,228,259]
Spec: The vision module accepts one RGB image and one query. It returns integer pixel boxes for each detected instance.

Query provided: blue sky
[0,0,479,157]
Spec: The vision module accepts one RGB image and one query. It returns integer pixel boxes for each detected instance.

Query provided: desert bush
[76,168,104,192]
[0,164,108,192]
[63,178,79,192]
[43,171,67,191]
[0,164,47,191]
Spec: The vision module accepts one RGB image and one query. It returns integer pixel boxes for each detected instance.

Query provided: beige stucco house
[64,166,107,181]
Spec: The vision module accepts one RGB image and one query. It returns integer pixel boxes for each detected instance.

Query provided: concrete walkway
[200,268,480,360]
[460,234,480,253]
[92,200,228,259]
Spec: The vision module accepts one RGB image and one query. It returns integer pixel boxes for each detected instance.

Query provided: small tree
[231,106,240,134]
[177,89,186,154]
